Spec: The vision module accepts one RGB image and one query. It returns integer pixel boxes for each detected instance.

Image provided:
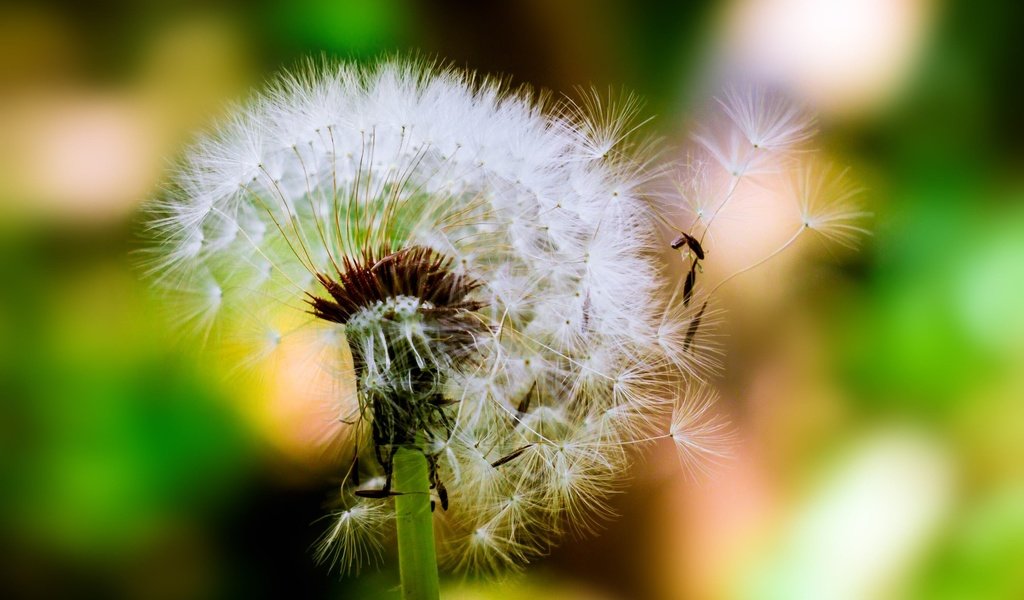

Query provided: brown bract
[308,246,485,325]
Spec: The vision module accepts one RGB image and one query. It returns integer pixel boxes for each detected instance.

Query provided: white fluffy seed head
[143,59,856,574]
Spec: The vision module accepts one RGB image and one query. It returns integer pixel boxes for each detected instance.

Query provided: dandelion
[143,58,862,598]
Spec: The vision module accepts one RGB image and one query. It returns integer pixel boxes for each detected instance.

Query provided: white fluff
[144,59,856,573]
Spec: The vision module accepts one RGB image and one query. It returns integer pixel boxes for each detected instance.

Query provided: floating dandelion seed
[669,383,733,479]
[143,58,862,596]
[313,495,393,573]
[793,162,871,249]
[717,85,817,151]
[672,84,866,302]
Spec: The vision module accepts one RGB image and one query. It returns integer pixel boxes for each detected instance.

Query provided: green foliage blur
[1,1,1021,598]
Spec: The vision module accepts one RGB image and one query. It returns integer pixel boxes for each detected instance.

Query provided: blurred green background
[1,1,1022,598]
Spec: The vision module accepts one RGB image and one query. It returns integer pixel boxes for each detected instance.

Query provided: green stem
[393,447,440,600]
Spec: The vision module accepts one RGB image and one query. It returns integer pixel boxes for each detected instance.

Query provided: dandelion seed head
[143,58,857,575]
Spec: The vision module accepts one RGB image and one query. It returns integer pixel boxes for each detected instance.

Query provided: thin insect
[671,231,705,260]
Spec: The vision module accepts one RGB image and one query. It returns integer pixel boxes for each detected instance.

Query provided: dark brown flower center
[308,245,484,325]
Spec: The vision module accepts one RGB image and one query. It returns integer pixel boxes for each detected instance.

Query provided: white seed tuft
[143,58,863,574]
